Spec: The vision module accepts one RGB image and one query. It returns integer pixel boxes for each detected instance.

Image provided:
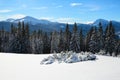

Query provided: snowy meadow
[0,52,120,80]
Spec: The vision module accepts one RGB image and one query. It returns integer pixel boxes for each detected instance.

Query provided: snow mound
[40,51,96,64]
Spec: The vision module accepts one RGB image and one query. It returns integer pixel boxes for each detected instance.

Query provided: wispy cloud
[70,3,83,7]
[89,6,100,11]
[55,18,81,24]
[0,9,12,13]
[32,7,48,10]
[9,14,26,19]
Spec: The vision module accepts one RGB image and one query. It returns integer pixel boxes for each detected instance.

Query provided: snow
[6,16,51,25]
[0,53,120,80]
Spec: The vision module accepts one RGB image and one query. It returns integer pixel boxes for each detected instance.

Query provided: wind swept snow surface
[0,53,120,80]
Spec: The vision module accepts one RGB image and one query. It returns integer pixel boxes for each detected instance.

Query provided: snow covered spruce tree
[31,30,43,54]
[0,26,9,52]
[79,28,84,51]
[85,27,94,51]
[0,27,5,52]
[104,21,116,56]
[64,23,71,51]
[9,23,18,53]
[115,41,120,56]
[97,22,104,51]
[58,29,65,52]
[88,27,99,54]
[70,23,80,52]
[18,22,31,53]
[51,31,59,53]
[9,22,31,53]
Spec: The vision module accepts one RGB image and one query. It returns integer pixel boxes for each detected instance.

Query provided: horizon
[1,15,120,24]
[0,0,120,24]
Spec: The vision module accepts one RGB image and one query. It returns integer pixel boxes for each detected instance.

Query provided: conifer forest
[0,21,120,56]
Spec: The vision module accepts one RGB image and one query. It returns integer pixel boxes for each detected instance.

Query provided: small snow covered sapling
[40,51,96,65]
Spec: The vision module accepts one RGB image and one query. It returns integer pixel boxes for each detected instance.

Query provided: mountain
[92,19,109,28]
[0,16,120,34]
[0,16,66,32]
[92,19,120,36]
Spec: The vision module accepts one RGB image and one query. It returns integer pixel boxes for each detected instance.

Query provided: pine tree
[31,30,37,53]
[97,22,104,51]
[9,22,22,53]
[115,40,120,56]
[79,28,84,51]
[43,32,51,53]
[58,29,65,52]
[70,23,80,52]
[89,27,98,54]
[51,31,59,53]
[104,21,116,56]
[85,27,94,51]
[64,23,71,51]
[24,23,31,53]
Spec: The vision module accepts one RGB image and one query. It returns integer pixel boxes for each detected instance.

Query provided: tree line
[0,21,120,56]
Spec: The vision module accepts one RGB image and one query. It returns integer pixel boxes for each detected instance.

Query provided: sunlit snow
[0,53,120,80]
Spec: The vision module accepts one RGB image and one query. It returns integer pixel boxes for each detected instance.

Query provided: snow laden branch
[40,51,96,65]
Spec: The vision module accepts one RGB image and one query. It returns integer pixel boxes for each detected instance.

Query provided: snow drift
[40,51,96,64]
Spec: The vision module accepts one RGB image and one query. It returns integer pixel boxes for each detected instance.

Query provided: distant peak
[22,16,37,19]
[6,18,15,22]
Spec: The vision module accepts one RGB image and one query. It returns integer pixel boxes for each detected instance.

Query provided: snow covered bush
[40,56,55,64]
[97,50,106,55]
[40,51,96,65]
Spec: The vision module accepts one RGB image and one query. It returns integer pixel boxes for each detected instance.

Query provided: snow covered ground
[0,53,120,80]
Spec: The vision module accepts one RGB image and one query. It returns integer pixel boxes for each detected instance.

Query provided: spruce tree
[79,28,84,51]
[104,21,116,56]
[97,22,104,51]
[70,23,80,52]
[51,31,59,53]
[85,27,94,51]
[43,32,51,53]
[58,29,65,52]
[89,27,98,54]
[64,23,71,51]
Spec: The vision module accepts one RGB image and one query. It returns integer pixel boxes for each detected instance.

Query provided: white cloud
[32,7,48,10]
[9,14,26,19]
[0,9,12,13]
[70,3,83,7]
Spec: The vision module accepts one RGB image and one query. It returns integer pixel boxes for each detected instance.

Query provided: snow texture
[0,53,120,80]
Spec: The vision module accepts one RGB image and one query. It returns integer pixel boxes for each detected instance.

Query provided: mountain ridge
[0,16,120,35]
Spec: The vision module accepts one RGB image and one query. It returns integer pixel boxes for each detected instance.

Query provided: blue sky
[0,0,120,23]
